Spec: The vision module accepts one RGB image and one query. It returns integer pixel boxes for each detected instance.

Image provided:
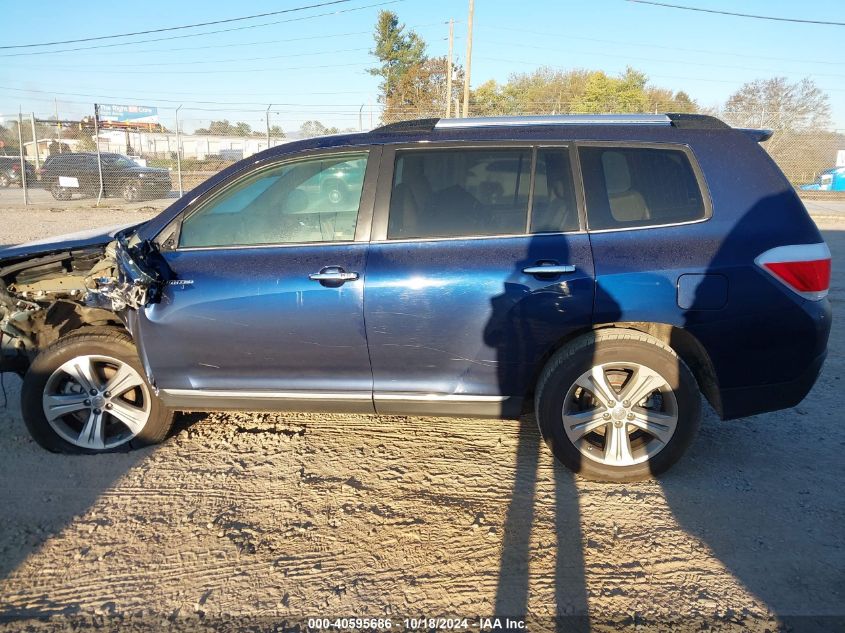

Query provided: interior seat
[603,152,650,222]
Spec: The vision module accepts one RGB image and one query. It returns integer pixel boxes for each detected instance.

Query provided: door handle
[523,264,576,275]
[309,267,359,282]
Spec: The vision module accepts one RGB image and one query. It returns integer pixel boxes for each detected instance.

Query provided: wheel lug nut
[627,413,634,420]
[93,408,102,415]
[104,391,111,398]
[84,399,91,406]
[602,412,611,420]
[622,400,630,407]
[106,403,113,410]
[89,389,98,396]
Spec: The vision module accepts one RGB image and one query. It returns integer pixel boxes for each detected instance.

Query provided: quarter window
[179,152,368,248]
[580,146,706,230]
[387,149,531,239]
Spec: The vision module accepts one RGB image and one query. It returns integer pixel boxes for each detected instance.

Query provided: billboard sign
[98,104,159,126]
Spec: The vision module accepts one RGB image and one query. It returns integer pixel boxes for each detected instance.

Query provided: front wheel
[535,329,701,482]
[0,173,9,188]
[122,180,141,202]
[22,328,174,453]
[321,179,347,206]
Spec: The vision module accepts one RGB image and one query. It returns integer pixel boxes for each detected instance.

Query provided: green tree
[571,68,649,113]
[385,56,464,121]
[469,67,697,117]
[194,120,254,136]
[76,134,97,152]
[299,120,339,138]
[368,10,426,107]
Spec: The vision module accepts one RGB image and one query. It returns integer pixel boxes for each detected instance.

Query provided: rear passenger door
[578,143,714,325]
[364,144,595,417]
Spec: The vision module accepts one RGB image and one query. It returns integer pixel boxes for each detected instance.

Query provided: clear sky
[1,0,843,133]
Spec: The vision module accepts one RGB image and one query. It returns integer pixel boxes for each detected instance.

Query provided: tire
[21,328,174,454]
[122,180,141,202]
[0,174,9,188]
[535,329,701,482]
[321,179,347,206]
[50,182,72,201]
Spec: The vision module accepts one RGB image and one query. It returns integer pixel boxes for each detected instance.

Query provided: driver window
[179,152,368,248]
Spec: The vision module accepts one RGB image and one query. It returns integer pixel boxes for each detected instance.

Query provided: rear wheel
[22,328,173,453]
[50,182,72,200]
[535,329,701,482]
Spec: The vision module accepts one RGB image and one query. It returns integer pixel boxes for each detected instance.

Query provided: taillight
[755,243,831,300]
[11,163,20,172]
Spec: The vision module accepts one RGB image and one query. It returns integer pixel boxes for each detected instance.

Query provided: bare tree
[722,77,831,131]
[722,77,833,177]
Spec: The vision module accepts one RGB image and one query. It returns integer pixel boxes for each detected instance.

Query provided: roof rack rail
[435,114,672,128]
[369,113,732,134]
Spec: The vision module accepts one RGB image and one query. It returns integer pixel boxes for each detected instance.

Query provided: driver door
[134,147,379,411]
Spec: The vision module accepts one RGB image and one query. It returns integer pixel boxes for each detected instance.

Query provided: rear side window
[531,148,579,233]
[580,146,706,230]
[387,148,530,239]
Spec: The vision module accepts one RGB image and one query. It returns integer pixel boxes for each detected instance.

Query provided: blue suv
[0,114,831,481]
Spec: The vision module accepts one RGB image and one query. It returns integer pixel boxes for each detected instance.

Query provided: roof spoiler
[737,128,774,143]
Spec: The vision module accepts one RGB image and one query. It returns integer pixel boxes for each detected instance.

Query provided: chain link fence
[1,105,843,210]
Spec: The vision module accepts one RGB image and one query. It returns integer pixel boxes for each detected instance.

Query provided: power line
[10,47,373,70]
[0,19,451,59]
[0,0,404,57]
[1,0,353,49]
[0,84,375,99]
[0,86,380,108]
[473,56,845,93]
[12,61,372,76]
[476,24,845,67]
[626,1,845,27]
[482,39,845,80]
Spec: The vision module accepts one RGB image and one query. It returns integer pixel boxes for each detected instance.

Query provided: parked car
[0,114,831,481]
[318,158,367,207]
[38,152,171,202]
[0,155,36,188]
[800,166,845,192]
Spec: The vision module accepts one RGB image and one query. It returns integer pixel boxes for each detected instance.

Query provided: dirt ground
[0,202,843,632]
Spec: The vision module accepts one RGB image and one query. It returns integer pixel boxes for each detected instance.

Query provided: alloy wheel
[562,362,679,467]
[42,354,151,450]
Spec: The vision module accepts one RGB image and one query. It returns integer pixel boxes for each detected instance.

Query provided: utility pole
[17,110,28,206]
[30,113,40,169]
[462,0,475,118]
[266,104,272,149]
[446,18,454,118]
[93,104,104,206]
[55,98,62,151]
[359,104,365,132]
[175,105,183,197]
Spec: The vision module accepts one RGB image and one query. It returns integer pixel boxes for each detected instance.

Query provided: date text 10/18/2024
[306,617,527,630]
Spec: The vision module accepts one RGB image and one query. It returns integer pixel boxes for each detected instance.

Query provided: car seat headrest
[602,151,632,195]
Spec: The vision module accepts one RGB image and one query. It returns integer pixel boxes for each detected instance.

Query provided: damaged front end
[0,233,167,374]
